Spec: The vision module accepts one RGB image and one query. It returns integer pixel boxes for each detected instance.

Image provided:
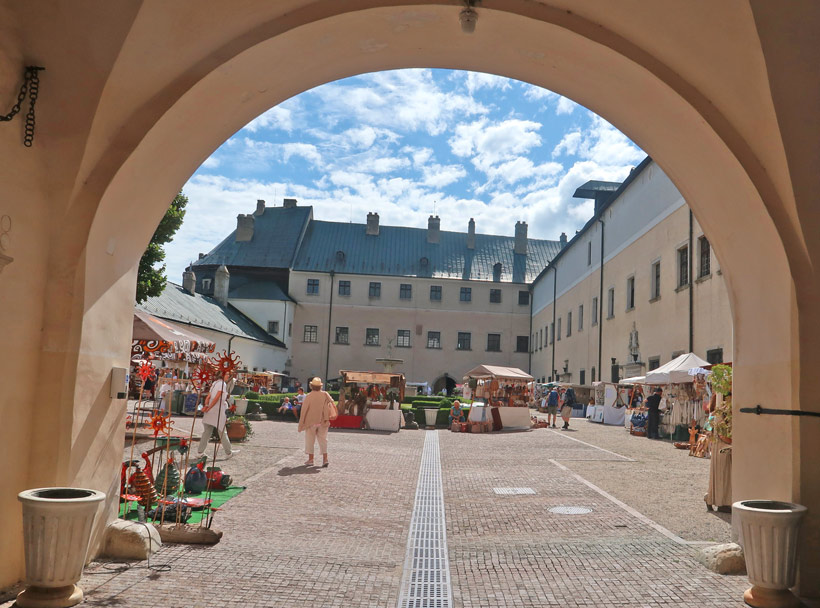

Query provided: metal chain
[0,66,45,146]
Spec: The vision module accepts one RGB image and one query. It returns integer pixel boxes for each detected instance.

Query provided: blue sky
[165,69,645,282]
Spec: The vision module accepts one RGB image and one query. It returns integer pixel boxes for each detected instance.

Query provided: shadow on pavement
[278,465,321,476]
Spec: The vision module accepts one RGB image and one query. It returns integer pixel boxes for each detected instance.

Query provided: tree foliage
[136,191,188,303]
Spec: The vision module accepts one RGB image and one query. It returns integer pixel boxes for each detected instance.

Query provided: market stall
[590,382,628,425]
[335,370,405,432]
[462,365,533,430]
[644,352,710,438]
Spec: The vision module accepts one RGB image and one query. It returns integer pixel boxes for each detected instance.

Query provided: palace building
[187,156,731,389]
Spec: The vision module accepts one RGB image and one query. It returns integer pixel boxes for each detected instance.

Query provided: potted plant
[710,364,732,443]
[226,415,253,441]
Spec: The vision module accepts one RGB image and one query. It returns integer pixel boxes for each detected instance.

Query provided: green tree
[136,191,188,303]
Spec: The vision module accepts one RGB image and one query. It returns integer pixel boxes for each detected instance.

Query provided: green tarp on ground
[121,486,245,525]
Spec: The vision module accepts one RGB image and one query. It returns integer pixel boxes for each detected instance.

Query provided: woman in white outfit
[198,370,239,459]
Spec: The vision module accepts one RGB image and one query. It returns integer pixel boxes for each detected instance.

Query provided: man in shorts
[546,386,559,428]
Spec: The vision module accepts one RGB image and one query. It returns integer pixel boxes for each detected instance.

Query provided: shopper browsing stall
[645,387,663,439]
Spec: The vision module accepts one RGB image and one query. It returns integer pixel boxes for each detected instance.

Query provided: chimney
[559,232,568,247]
[254,199,266,216]
[467,218,476,249]
[514,221,528,255]
[427,215,440,244]
[182,267,196,295]
[283,198,297,208]
[198,253,206,260]
[236,214,255,242]
[366,212,380,236]
[214,265,230,306]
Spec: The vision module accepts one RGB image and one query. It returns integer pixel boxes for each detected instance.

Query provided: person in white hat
[297,377,335,467]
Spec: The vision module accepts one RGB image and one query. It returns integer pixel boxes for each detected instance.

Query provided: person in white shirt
[197,371,239,459]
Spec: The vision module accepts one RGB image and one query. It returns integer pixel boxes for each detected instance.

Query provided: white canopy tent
[462,365,534,381]
[644,353,709,385]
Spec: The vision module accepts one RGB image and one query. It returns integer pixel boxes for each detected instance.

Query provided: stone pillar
[214,265,230,306]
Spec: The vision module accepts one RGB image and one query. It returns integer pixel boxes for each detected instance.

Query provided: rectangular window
[288,322,292,337]
[557,317,562,341]
[202,278,212,291]
[578,305,584,331]
[460,287,472,302]
[592,297,598,326]
[335,326,349,344]
[399,283,412,300]
[429,285,442,301]
[587,241,592,266]
[489,289,502,303]
[626,276,635,310]
[397,329,411,347]
[365,328,380,346]
[580,369,586,385]
[338,280,351,296]
[457,332,471,351]
[651,261,661,300]
[591,367,596,383]
[648,356,660,370]
[267,320,279,335]
[306,278,319,295]
[566,312,572,337]
[607,288,615,319]
[699,236,711,278]
[706,348,724,364]
[539,328,543,349]
[303,325,318,343]
[518,290,530,306]
[550,322,555,344]
[369,281,381,298]
[427,331,441,349]
[516,336,529,353]
[678,246,689,287]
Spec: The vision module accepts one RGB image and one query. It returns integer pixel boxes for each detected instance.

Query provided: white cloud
[200,157,221,169]
[552,130,582,157]
[281,143,322,165]
[555,96,578,115]
[243,105,295,133]
[421,164,467,188]
[461,71,512,94]
[523,84,558,102]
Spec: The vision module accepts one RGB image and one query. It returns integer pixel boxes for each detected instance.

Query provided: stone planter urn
[233,397,248,416]
[17,487,106,608]
[734,499,807,608]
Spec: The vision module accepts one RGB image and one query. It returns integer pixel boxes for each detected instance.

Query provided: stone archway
[1,1,818,597]
[433,374,457,397]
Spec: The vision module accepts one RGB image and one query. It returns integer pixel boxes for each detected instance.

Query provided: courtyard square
[10,417,749,608]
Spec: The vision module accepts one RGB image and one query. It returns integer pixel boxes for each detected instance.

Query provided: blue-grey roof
[292,221,561,283]
[137,283,286,348]
[228,278,292,302]
[193,205,312,269]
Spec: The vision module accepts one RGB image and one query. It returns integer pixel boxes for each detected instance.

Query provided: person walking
[560,386,576,430]
[298,377,335,467]
[645,387,663,439]
[198,370,240,459]
[546,386,559,428]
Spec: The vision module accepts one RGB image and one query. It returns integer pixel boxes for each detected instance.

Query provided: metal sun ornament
[191,362,215,391]
[149,413,171,437]
[136,361,155,382]
[214,350,241,375]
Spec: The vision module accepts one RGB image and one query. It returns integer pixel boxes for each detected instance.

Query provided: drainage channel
[397,430,452,608]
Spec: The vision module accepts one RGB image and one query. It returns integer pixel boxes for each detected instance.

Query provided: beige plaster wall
[290,271,531,384]
[1,0,817,596]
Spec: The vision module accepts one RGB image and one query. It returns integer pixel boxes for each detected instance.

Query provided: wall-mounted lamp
[459,2,478,34]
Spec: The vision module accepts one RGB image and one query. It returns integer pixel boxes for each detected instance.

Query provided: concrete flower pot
[17,487,106,608]
[734,499,807,608]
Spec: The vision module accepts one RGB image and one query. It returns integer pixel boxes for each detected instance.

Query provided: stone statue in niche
[628,322,640,363]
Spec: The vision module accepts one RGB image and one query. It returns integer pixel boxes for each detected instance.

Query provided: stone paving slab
[2,419,751,607]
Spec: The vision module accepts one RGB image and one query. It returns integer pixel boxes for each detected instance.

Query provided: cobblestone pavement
[17,416,748,607]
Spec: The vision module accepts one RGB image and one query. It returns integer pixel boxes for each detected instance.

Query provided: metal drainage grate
[493,487,536,495]
[397,431,452,608]
[549,505,593,515]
